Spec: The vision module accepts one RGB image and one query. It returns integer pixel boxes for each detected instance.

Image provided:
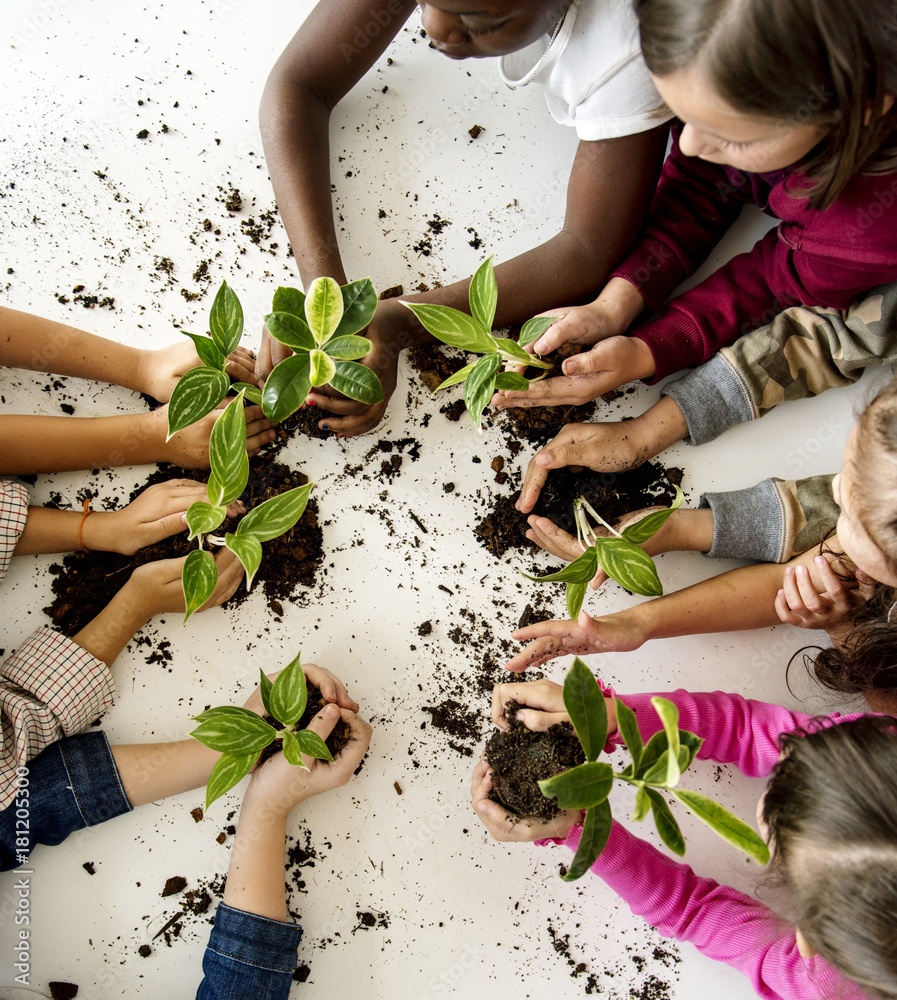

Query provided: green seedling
[537,658,769,881]
[164,282,313,622]
[522,486,684,619]
[400,256,556,430]
[190,651,332,810]
[261,277,384,422]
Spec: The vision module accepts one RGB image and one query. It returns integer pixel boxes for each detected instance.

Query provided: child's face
[652,63,828,173]
[419,0,566,59]
[834,428,897,587]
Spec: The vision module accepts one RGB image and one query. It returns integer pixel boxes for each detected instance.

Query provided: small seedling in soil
[164,282,315,622]
[400,256,555,430]
[262,277,385,421]
[521,486,684,618]
[488,658,770,882]
[190,651,332,810]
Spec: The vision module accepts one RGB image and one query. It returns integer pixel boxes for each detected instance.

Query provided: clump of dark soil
[484,700,585,821]
[49,985,78,1000]
[161,876,187,898]
[423,698,480,755]
[44,460,323,634]
[255,683,353,768]
[476,462,683,559]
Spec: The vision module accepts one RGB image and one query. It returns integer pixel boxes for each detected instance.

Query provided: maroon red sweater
[612,127,897,380]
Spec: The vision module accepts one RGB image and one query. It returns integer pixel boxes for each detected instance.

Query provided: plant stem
[578,497,622,539]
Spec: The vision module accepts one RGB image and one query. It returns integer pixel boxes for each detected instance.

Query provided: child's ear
[864,94,895,124]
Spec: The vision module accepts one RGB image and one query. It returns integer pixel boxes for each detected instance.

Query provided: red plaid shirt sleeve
[1,625,113,808]
[0,480,29,582]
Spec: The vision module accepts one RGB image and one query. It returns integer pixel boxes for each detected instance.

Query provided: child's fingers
[305,391,364,415]
[525,515,582,561]
[781,566,807,614]
[304,664,359,713]
[813,555,852,610]
[590,566,609,590]
[516,456,551,513]
[491,679,565,727]
[514,708,570,732]
[794,564,826,614]
[299,703,342,768]
[504,638,564,673]
[774,588,800,625]
[511,617,579,643]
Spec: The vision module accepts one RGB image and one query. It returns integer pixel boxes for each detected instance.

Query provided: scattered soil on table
[44,461,323,635]
[161,876,187,897]
[255,683,353,768]
[475,462,683,559]
[484,700,585,821]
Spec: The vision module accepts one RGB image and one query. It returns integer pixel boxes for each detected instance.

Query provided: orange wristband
[78,498,94,553]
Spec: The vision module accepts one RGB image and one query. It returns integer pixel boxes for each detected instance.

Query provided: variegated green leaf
[208,392,248,506]
[520,546,598,585]
[562,799,612,881]
[192,705,256,723]
[330,360,385,405]
[230,381,264,404]
[492,337,532,366]
[295,728,333,762]
[320,335,372,360]
[647,789,685,856]
[264,311,316,352]
[304,276,344,343]
[671,789,770,865]
[258,669,274,719]
[269,650,307,726]
[209,281,243,357]
[401,301,498,354]
[262,353,312,423]
[566,580,588,620]
[224,532,263,590]
[332,277,377,337]
[181,331,226,372]
[651,697,681,786]
[615,698,643,771]
[518,315,557,349]
[308,348,337,387]
[464,352,501,430]
[563,657,607,761]
[435,362,477,392]
[632,785,651,822]
[204,752,257,810]
[493,371,530,392]
[468,255,497,330]
[185,502,226,541]
[272,285,306,318]
[539,761,613,811]
[620,486,685,544]
[190,711,275,754]
[592,537,664,597]
[166,367,230,438]
[235,482,313,543]
[182,548,218,624]
[281,728,307,769]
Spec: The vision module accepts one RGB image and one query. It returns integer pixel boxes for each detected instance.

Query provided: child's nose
[678,123,720,159]
[419,4,468,46]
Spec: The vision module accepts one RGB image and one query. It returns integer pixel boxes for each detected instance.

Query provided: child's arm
[0,549,243,810]
[506,542,839,673]
[0,305,255,401]
[12,480,244,558]
[196,704,372,999]
[0,402,274,474]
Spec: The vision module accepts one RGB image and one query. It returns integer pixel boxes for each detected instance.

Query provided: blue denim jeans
[0,732,302,998]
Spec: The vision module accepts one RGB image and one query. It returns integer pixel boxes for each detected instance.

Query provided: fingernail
[815,555,826,565]
[307,399,316,408]
[784,566,793,576]
[322,703,339,720]
[321,423,329,431]
[797,564,808,574]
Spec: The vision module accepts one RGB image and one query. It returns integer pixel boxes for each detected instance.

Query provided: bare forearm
[629,395,689,465]
[630,561,786,642]
[110,740,221,807]
[0,306,143,387]
[71,585,155,667]
[0,412,163,474]
[223,797,290,922]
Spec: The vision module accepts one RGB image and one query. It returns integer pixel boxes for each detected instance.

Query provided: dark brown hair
[763,717,897,997]
[633,0,897,208]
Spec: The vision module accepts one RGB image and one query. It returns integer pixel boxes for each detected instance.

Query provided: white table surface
[0,3,876,998]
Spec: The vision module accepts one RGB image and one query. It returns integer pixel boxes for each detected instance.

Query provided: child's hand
[775,555,868,633]
[516,421,649,514]
[151,401,276,469]
[243,663,360,717]
[491,677,619,735]
[136,341,257,402]
[523,506,671,590]
[121,547,244,618]
[88,480,245,556]
[243,704,372,818]
[506,610,644,673]
[492,336,655,411]
[471,757,581,842]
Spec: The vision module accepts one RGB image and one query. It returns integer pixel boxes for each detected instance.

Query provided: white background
[0,2,876,998]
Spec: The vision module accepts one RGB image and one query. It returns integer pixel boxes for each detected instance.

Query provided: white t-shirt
[498,0,671,141]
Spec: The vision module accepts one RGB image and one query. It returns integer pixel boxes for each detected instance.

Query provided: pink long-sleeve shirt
[548,690,873,1000]
[611,128,897,381]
